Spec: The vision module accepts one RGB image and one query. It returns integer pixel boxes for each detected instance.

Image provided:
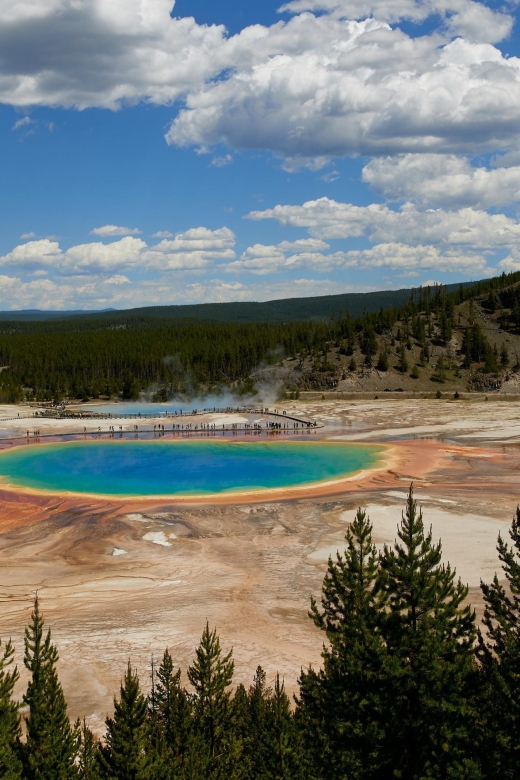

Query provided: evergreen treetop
[380,486,475,647]
[187,623,234,768]
[379,486,480,780]
[310,506,385,647]
[99,662,151,780]
[22,595,77,780]
[298,507,390,780]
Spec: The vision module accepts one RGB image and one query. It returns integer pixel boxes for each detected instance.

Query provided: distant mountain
[0,308,116,321]
[0,282,477,324]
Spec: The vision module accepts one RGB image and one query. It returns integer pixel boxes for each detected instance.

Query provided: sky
[3,0,520,310]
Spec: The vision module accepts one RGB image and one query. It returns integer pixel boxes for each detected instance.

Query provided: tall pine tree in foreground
[297,507,389,780]
[0,639,22,780]
[187,623,234,778]
[152,649,191,776]
[479,506,520,779]
[380,486,481,780]
[98,662,151,780]
[268,673,300,780]
[75,719,101,780]
[22,596,77,780]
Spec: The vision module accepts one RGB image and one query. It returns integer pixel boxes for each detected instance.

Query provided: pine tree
[478,506,520,779]
[435,355,446,381]
[76,719,101,780]
[360,328,378,367]
[398,344,408,373]
[232,668,301,780]
[154,649,191,768]
[22,596,77,780]
[187,623,234,774]
[238,668,269,778]
[268,674,300,780]
[98,663,151,780]
[297,508,389,779]
[380,486,481,779]
[229,683,252,777]
[0,639,22,780]
[440,311,452,344]
[501,343,510,367]
[469,297,476,325]
[376,351,388,372]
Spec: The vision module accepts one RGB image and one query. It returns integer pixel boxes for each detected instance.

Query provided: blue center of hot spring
[0,440,382,497]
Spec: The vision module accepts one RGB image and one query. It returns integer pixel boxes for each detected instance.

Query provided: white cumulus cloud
[0,239,62,270]
[327,243,488,274]
[0,0,229,109]
[105,275,131,285]
[247,197,520,248]
[228,241,488,276]
[0,228,236,276]
[227,238,330,274]
[166,16,520,168]
[278,0,513,43]
[151,227,235,253]
[90,225,142,237]
[363,155,520,209]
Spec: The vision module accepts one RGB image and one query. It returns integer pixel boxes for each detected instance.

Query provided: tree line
[0,487,518,779]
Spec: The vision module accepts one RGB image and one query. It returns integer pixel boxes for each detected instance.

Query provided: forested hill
[80,284,459,324]
[0,280,476,324]
[0,271,517,402]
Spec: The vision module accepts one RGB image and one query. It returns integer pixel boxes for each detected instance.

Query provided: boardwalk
[0,406,322,441]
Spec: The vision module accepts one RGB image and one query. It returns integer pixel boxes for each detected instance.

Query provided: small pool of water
[79,402,200,416]
[0,440,383,497]
[78,399,258,416]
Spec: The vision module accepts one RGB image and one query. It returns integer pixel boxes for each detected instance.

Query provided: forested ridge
[0,487,519,779]
[0,280,475,325]
[0,272,519,401]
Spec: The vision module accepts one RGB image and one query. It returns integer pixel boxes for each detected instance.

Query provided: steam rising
[140,351,292,409]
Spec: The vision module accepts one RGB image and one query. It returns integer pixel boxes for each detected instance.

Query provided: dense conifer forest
[0,272,519,402]
[0,487,519,779]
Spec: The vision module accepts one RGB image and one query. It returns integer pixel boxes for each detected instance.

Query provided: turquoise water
[80,402,194,415]
[0,440,382,497]
[79,400,247,415]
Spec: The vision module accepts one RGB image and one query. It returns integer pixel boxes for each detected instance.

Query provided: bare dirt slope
[277,297,520,395]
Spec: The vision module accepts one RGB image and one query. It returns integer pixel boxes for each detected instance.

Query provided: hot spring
[0,439,383,497]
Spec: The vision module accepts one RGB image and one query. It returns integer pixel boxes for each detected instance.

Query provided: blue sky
[2,0,520,310]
